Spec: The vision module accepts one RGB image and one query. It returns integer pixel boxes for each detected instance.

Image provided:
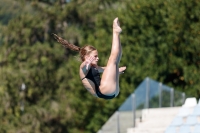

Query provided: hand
[85,56,95,70]
[119,66,126,74]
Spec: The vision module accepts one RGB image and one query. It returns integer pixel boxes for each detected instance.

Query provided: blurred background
[0,0,199,133]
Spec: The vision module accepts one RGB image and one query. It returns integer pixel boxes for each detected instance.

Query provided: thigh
[100,60,119,94]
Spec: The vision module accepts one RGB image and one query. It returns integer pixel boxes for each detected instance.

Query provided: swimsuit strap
[81,77,86,80]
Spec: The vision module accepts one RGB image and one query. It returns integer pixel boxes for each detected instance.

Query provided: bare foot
[113,17,122,33]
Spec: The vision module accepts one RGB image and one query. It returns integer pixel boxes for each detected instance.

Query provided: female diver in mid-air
[52,17,126,100]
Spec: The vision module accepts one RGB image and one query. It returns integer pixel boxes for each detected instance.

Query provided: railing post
[170,88,174,107]
[159,83,162,108]
[117,111,120,133]
[182,93,186,105]
[145,78,149,109]
[132,94,136,127]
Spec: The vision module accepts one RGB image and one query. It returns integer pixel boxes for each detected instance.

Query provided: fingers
[86,56,95,62]
[121,66,126,71]
[119,66,126,74]
[85,56,95,70]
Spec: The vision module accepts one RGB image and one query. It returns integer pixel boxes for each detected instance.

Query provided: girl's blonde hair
[52,33,96,62]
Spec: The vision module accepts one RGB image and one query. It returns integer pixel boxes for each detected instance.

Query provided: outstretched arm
[96,66,106,73]
[97,66,126,74]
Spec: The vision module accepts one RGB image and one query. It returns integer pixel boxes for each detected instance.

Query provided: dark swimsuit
[82,66,115,100]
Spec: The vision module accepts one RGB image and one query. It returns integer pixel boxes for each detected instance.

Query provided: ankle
[113,32,120,35]
[113,28,122,34]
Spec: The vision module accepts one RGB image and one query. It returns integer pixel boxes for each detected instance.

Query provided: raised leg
[99,18,122,96]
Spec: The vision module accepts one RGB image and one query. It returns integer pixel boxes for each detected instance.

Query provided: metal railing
[98,77,186,133]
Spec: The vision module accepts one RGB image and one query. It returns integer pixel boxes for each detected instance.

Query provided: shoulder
[80,61,86,69]
[79,61,90,77]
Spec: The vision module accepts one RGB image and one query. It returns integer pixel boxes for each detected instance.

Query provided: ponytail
[52,33,97,62]
[52,33,81,52]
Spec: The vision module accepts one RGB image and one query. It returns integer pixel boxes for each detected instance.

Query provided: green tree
[0,0,200,133]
